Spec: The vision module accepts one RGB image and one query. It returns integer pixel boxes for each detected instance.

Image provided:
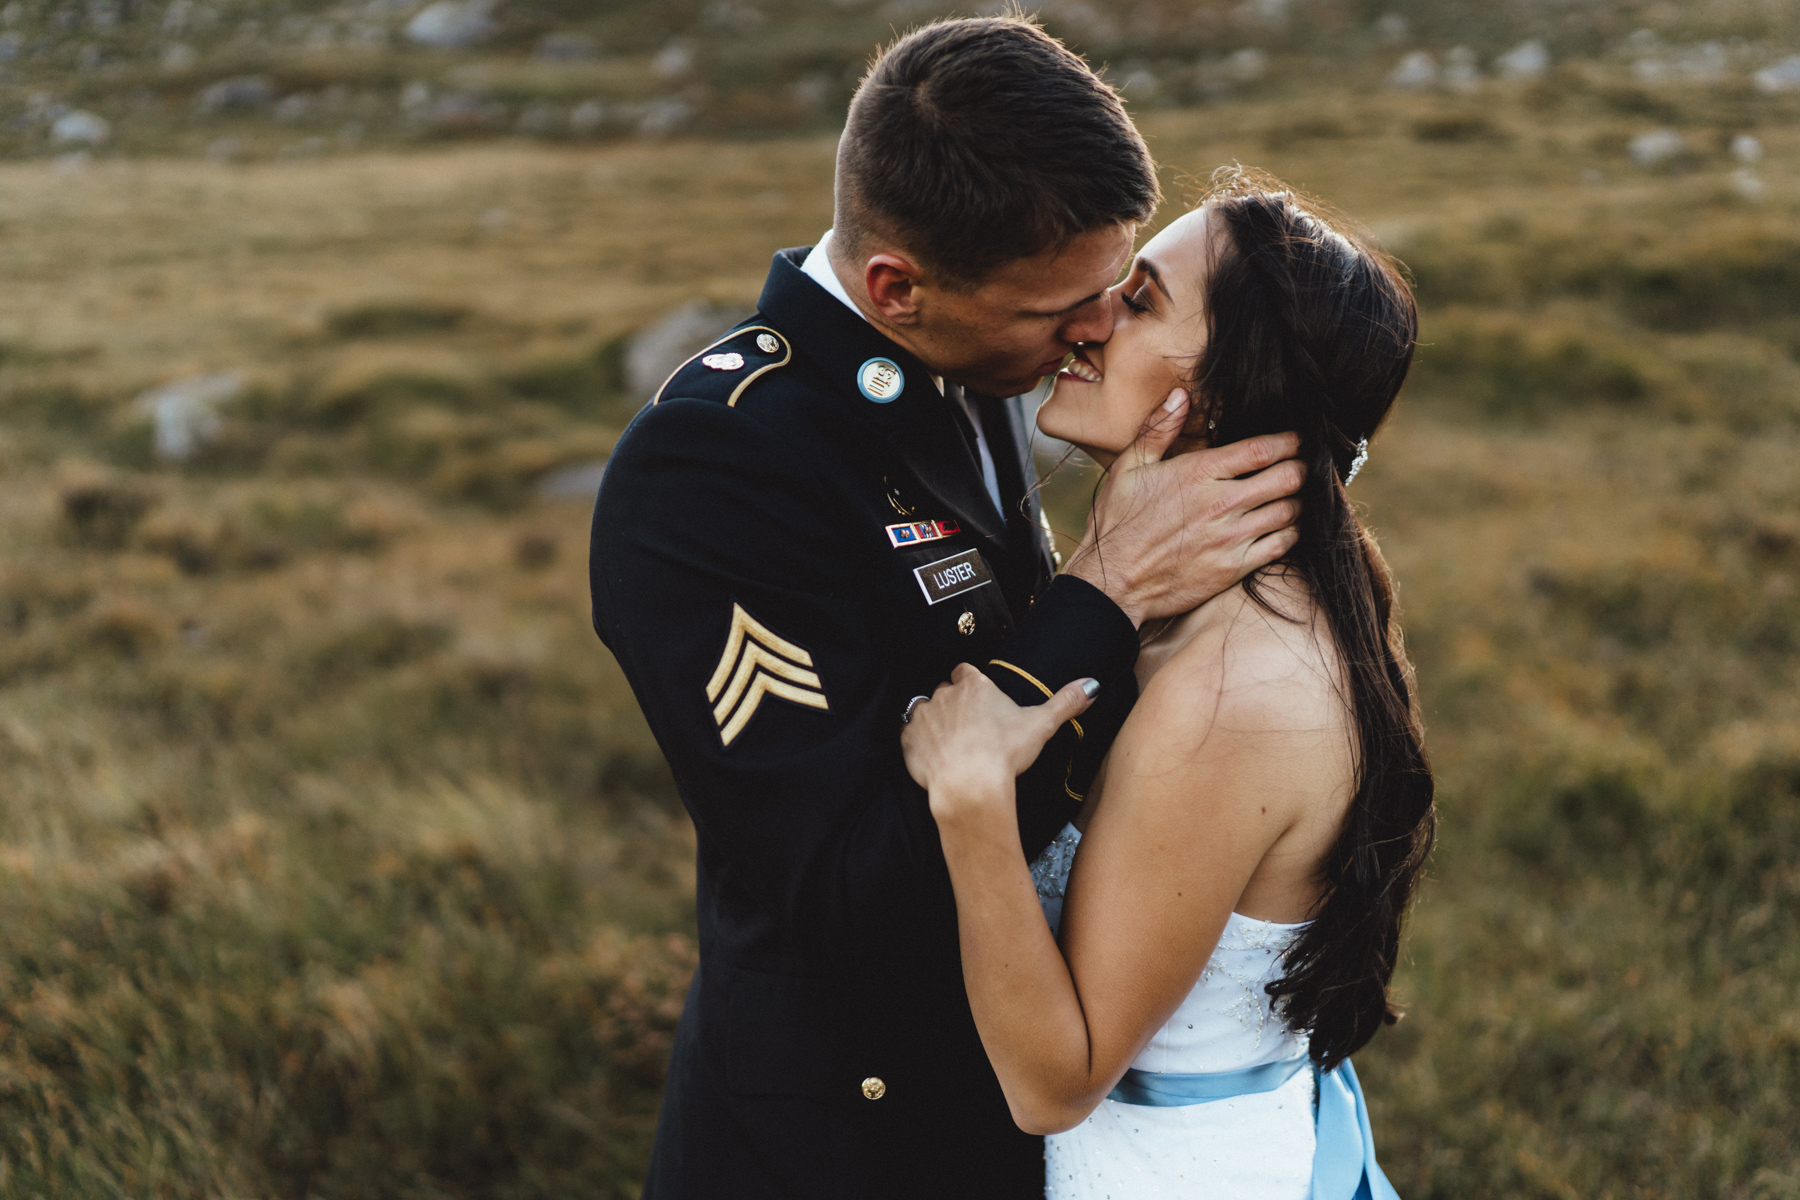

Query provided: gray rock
[1628,128,1687,168]
[1233,0,1288,30]
[1637,41,1728,85]
[790,72,833,110]
[1223,48,1267,82]
[569,99,607,135]
[1386,51,1436,89]
[626,300,754,399]
[636,97,692,139]
[273,93,314,122]
[1494,39,1548,80]
[1117,66,1159,100]
[652,39,693,80]
[424,92,506,133]
[197,74,273,113]
[49,108,109,144]
[878,0,940,17]
[277,136,328,158]
[535,459,609,500]
[206,136,249,161]
[345,21,387,47]
[703,2,766,33]
[1754,55,1800,94]
[134,372,243,461]
[405,0,495,50]
[535,32,599,61]
[1193,48,1265,96]
[1030,0,1117,42]
[1444,45,1481,92]
[516,102,561,135]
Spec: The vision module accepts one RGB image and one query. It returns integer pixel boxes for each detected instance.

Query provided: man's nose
[1058,293,1115,347]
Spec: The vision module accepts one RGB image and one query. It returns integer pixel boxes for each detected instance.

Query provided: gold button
[956,611,975,636]
[861,1076,886,1100]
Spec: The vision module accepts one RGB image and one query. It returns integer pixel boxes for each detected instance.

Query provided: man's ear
[865,253,927,325]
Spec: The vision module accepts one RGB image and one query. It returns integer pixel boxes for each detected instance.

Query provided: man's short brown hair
[835,15,1160,289]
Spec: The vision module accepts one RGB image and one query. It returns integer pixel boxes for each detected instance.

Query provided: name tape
[913,548,993,606]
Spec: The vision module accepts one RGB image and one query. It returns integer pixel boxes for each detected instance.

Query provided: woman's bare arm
[905,614,1352,1133]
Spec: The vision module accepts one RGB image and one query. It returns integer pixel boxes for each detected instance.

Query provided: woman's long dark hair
[1186,168,1436,1072]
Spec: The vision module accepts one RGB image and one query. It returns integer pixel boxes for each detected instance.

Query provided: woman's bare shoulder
[1143,570,1347,740]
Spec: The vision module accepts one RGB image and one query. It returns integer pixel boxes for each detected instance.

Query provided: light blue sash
[1106,1051,1310,1105]
[1105,1055,1401,1200]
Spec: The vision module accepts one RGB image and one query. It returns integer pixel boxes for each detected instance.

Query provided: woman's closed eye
[1120,285,1152,315]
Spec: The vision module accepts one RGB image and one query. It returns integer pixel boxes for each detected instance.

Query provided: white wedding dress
[1030,823,1317,1200]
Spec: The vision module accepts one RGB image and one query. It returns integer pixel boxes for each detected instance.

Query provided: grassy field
[3,42,1800,1200]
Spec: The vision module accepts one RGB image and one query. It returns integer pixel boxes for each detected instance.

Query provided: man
[589,16,1303,1198]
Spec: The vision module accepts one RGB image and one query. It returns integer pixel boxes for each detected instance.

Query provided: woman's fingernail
[1162,388,1187,413]
[1080,679,1101,699]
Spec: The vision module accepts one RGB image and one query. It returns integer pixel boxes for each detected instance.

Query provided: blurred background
[2,0,1798,1195]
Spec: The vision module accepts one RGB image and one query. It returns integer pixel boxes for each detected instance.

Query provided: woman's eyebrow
[1138,257,1173,301]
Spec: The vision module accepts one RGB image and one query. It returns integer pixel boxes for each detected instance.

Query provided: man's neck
[805,232,1006,519]
[810,233,947,394]
[819,236,881,326]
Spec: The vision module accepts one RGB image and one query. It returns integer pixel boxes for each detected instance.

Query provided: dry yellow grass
[1,73,1798,1198]
[0,139,836,384]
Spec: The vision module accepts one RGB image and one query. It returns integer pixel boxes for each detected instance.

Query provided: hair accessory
[1344,437,1370,484]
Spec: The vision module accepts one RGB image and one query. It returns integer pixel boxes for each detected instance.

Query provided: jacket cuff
[982,574,1139,705]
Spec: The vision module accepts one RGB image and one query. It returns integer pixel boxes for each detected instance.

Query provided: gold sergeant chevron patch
[705,603,829,746]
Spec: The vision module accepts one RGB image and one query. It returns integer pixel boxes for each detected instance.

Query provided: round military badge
[857,357,905,403]
[756,333,781,354]
[702,352,745,371]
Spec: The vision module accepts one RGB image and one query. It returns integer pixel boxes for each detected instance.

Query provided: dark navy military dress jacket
[589,248,1140,1199]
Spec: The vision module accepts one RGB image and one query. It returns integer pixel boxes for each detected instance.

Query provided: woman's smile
[1037,207,1216,467]
[1058,345,1105,384]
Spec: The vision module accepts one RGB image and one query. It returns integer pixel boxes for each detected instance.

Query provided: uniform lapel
[756,249,1009,551]
[882,411,1009,547]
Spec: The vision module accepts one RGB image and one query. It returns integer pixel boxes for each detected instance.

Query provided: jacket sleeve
[979,575,1139,853]
[590,398,1138,964]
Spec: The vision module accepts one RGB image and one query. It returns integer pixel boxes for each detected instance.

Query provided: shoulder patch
[652,325,792,408]
[706,602,829,746]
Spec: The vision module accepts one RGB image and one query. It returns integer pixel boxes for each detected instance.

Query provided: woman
[900,171,1435,1199]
